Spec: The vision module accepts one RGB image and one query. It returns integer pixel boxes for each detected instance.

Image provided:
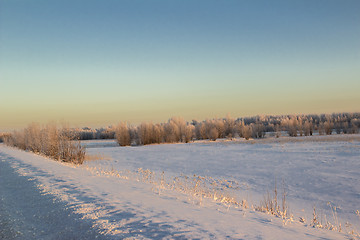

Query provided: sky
[1,0,360,130]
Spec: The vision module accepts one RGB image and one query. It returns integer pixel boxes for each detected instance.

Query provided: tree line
[109,112,359,146]
[2,112,358,148]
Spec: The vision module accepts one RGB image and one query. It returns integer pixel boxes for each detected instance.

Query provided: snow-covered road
[0,152,108,240]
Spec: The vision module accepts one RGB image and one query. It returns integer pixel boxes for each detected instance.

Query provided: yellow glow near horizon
[1,92,359,131]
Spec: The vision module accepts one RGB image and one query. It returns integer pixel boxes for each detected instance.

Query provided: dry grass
[81,164,360,237]
[82,165,249,209]
[307,204,360,237]
[255,179,289,221]
[84,154,112,162]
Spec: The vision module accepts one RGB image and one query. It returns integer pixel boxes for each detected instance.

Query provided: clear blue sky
[1,0,359,130]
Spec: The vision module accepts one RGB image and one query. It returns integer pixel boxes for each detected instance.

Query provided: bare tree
[184,124,194,143]
[208,127,219,141]
[350,119,359,134]
[115,122,131,146]
[252,122,265,138]
[318,123,325,135]
[199,122,208,140]
[224,114,236,139]
[324,121,333,135]
[242,125,252,140]
[164,120,180,143]
[334,121,342,134]
[153,123,164,144]
[303,121,313,136]
[281,117,297,137]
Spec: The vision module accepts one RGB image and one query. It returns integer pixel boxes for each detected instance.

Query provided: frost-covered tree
[251,122,265,138]
[25,123,42,153]
[350,119,359,134]
[303,121,313,136]
[324,121,333,135]
[153,124,164,144]
[164,120,180,143]
[208,127,219,141]
[334,121,342,134]
[318,123,325,135]
[224,114,236,138]
[242,125,252,140]
[115,122,131,146]
[281,117,298,137]
[184,124,194,143]
[4,123,85,164]
[138,122,155,145]
[274,124,281,138]
[199,122,208,140]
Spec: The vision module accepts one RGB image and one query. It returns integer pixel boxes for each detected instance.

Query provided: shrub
[303,121,313,136]
[251,122,265,138]
[164,118,181,143]
[0,133,11,143]
[208,127,219,141]
[115,122,131,146]
[350,119,359,134]
[153,124,165,144]
[4,124,85,164]
[318,123,325,135]
[138,122,156,145]
[286,118,298,137]
[224,114,236,138]
[242,125,252,140]
[324,121,333,135]
[184,124,194,143]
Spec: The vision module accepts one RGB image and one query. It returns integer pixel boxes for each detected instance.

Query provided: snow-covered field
[1,135,359,239]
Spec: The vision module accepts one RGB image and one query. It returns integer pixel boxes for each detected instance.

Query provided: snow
[1,135,359,239]
[0,151,108,240]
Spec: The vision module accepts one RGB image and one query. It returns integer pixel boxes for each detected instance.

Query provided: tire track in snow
[0,154,109,240]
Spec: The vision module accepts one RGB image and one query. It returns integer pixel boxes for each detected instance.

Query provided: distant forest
[71,112,360,146]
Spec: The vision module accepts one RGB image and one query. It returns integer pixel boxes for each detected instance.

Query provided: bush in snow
[184,124,195,143]
[0,132,11,143]
[4,123,85,164]
[115,122,131,146]
[251,122,265,138]
[324,121,333,135]
[242,125,252,140]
